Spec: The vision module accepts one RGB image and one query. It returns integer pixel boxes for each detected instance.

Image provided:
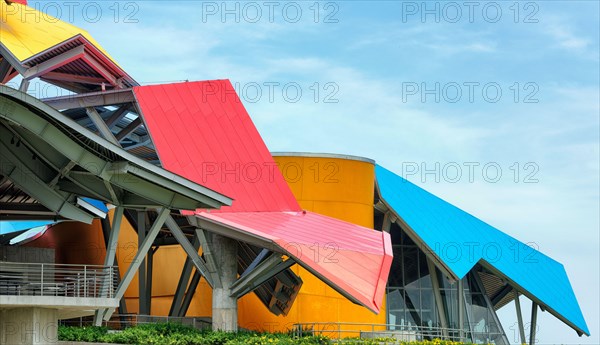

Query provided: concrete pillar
[0,308,58,345]
[210,233,238,332]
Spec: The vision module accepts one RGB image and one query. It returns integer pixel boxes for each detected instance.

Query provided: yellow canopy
[0,1,114,63]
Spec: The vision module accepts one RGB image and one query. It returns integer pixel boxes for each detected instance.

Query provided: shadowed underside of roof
[197,211,392,312]
[375,164,589,336]
[135,80,393,313]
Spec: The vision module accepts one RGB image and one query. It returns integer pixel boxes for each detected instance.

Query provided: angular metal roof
[1,1,136,91]
[197,211,392,312]
[0,86,232,222]
[375,164,589,336]
[134,80,300,213]
[135,80,393,313]
[0,1,111,62]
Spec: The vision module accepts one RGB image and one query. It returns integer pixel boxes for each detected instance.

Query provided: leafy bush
[58,324,474,345]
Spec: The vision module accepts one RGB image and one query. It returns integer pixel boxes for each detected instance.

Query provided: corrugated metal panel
[375,164,589,336]
[136,80,393,312]
[0,2,113,62]
[24,38,84,67]
[134,80,299,213]
[198,210,392,313]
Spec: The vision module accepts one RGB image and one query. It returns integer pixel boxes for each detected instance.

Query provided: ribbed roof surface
[134,80,300,213]
[0,2,112,62]
[199,210,392,312]
[375,164,589,336]
[136,80,393,312]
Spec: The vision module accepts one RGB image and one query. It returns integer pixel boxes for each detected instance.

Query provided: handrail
[0,261,118,299]
[60,314,212,331]
[292,321,505,342]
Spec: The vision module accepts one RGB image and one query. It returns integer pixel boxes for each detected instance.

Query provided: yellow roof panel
[0,1,114,63]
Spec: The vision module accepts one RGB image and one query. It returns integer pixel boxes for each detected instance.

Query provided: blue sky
[21,1,600,343]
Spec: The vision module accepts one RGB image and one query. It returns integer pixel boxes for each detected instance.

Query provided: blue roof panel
[376,164,589,336]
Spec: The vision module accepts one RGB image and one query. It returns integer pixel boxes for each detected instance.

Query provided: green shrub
[58,324,474,345]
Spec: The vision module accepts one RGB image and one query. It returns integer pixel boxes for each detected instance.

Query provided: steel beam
[22,45,85,80]
[230,253,294,298]
[116,117,142,141]
[0,203,52,215]
[0,44,26,75]
[240,249,270,279]
[103,207,169,321]
[19,78,29,92]
[86,107,120,145]
[165,215,215,288]
[514,290,526,345]
[427,258,449,337]
[530,302,538,345]
[82,52,117,86]
[42,71,107,86]
[145,246,154,315]
[41,89,135,110]
[94,207,124,326]
[169,236,200,316]
[178,270,201,317]
[458,278,465,341]
[0,59,12,81]
[195,229,221,285]
[138,211,148,315]
[106,104,131,129]
[0,138,93,223]
[491,283,513,306]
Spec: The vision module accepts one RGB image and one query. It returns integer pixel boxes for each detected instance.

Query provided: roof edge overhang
[196,211,384,313]
[479,261,590,337]
[374,166,590,337]
[2,32,137,89]
[0,86,232,210]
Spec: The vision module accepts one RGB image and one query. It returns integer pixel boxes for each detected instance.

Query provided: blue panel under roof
[375,164,589,336]
[0,221,53,235]
[81,198,109,213]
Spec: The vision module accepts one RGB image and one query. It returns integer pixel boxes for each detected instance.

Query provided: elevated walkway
[0,262,118,345]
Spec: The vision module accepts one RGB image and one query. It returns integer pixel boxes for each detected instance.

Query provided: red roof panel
[135,80,392,312]
[197,210,393,312]
[134,80,300,213]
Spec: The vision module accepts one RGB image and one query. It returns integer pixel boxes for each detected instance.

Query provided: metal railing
[60,314,212,331]
[292,322,505,342]
[0,262,118,299]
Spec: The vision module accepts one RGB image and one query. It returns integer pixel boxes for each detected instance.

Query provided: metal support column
[145,246,155,315]
[514,291,526,345]
[427,258,449,337]
[19,79,29,92]
[94,207,124,326]
[530,302,538,345]
[102,208,169,321]
[169,236,200,316]
[458,278,465,341]
[179,270,202,317]
[137,211,148,315]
